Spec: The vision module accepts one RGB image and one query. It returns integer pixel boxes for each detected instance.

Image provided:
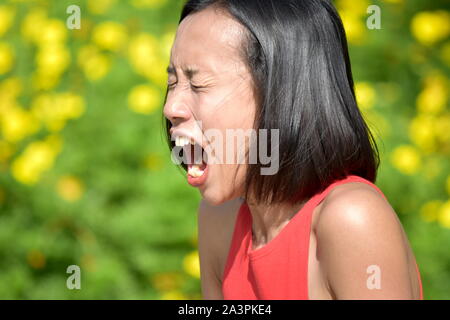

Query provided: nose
[163,98,191,126]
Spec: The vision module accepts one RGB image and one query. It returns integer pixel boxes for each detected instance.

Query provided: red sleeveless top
[221,174,424,299]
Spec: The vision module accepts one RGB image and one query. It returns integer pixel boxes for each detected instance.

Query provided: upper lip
[169,128,205,149]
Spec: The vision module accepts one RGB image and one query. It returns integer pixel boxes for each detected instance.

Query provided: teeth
[175,136,191,147]
[188,164,205,178]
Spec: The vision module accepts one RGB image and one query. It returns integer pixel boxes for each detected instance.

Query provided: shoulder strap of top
[304,174,387,213]
[307,175,424,299]
[223,175,385,280]
[345,175,387,200]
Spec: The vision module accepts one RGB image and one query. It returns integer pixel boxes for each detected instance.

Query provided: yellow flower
[336,0,369,16]
[390,145,421,175]
[183,250,200,278]
[128,33,168,85]
[21,8,47,43]
[77,45,111,81]
[438,200,450,229]
[434,113,450,145]
[0,77,22,107]
[160,290,188,300]
[1,106,40,143]
[31,93,85,132]
[131,0,167,9]
[11,135,62,185]
[84,54,111,81]
[87,0,117,15]
[145,57,168,89]
[416,72,448,115]
[57,175,84,202]
[128,33,159,62]
[411,11,450,46]
[36,44,70,76]
[355,82,376,110]
[31,94,59,129]
[408,114,436,153]
[56,93,85,119]
[27,250,46,269]
[420,200,442,222]
[0,42,14,75]
[0,77,22,98]
[128,84,160,114]
[339,11,366,45]
[0,5,15,37]
[92,21,127,52]
[77,44,98,64]
[39,19,67,45]
[31,71,61,91]
[0,95,15,115]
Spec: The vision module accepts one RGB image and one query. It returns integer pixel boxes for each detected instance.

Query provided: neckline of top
[245,174,367,260]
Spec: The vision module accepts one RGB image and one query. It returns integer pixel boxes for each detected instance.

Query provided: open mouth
[175,136,209,183]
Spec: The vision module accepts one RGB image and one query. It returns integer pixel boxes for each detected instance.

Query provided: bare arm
[316,185,417,299]
[198,199,224,299]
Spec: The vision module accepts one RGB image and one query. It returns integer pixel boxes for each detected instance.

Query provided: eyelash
[190,84,203,91]
[167,82,204,92]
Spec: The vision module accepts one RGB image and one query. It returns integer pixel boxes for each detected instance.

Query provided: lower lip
[187,164,209,187]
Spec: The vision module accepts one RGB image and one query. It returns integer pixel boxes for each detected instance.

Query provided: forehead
[170,6,246,73]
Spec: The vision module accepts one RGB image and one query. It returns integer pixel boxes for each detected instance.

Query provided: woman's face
[163,6,257,205]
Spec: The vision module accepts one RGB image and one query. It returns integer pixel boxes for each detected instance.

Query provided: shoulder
[316,181,397,235]
[315,182,415,299]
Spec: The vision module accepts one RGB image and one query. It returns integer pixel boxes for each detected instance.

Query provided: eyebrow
[166,65,200,80]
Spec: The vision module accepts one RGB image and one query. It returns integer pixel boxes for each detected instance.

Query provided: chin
[200,185,243,206]
[200,189,227,206]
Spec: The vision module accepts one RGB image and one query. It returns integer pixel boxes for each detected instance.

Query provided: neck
[245,198,307,249]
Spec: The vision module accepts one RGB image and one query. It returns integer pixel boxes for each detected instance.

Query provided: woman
[163,0,424,300]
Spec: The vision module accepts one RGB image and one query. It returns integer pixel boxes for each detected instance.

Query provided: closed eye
[190,84,204,91]
[167,82,206,92]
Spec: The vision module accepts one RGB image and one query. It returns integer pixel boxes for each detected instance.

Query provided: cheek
[200,84,256,127]
[223,163,248,199]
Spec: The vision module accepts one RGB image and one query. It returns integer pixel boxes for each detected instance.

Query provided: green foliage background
[0,0,449,299]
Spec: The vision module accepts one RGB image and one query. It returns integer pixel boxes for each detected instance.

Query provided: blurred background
[0,0,448,299]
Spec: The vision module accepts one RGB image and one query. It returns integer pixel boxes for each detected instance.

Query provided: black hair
[164,0,380,205]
